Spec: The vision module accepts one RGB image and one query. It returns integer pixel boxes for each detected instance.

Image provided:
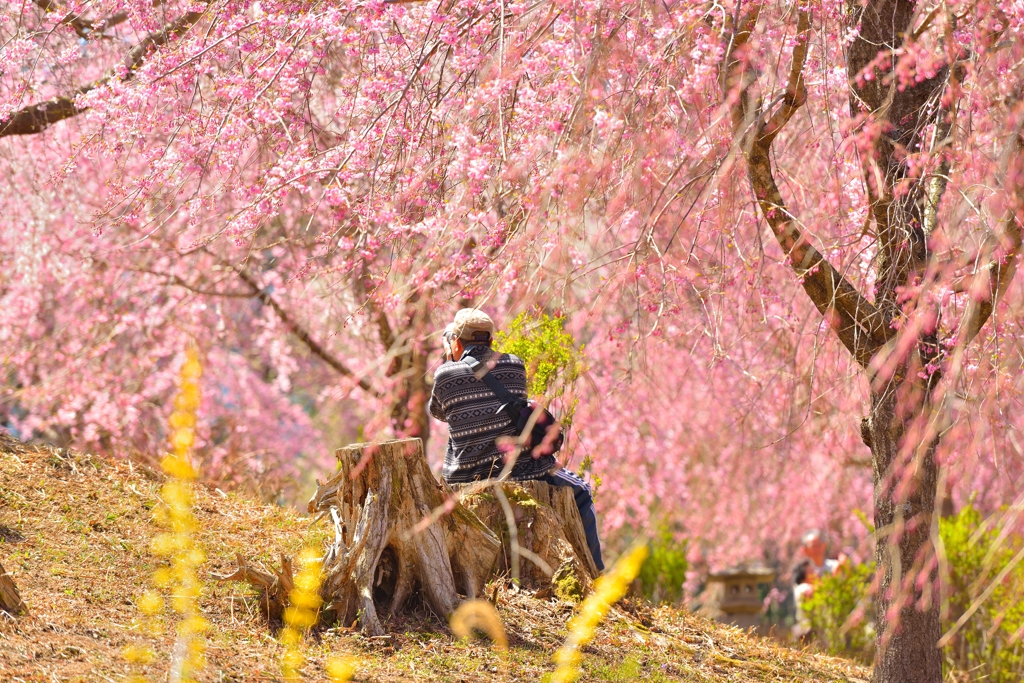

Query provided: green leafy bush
[802,505,1024,680]
[636,527,689,605]
[495,311,600,490]
[802,561,875,661]
[939,504,1024,682]
[494,310,586,442]
[494,311,585,398]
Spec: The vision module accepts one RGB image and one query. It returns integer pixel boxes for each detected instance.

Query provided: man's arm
[506,354,529,399]
[428,364,449,422]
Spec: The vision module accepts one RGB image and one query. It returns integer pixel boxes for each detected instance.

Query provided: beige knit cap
[451,308,494,342]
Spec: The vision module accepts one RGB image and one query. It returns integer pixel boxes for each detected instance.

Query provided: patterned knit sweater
[428,346,556,483]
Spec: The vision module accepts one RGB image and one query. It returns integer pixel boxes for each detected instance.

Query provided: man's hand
[441,326,455,362]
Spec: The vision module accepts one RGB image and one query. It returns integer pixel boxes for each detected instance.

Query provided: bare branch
[758,11,810,148]
[0,89,90,137]
[962,201,1023,341]
[961,101,1024,342]
[376,310,397,355]
[162,272,258,298]
[963,215,1022,341]
[0,6,204,138]
[721,3,762,121]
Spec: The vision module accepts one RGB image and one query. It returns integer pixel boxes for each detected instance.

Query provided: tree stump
[455,479,599,599]
[0,561,27,615]
[221,438,501,636]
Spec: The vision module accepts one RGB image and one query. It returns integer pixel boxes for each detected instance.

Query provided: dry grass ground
[0,434,870,682]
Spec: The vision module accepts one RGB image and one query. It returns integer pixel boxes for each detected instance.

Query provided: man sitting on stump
[428,308,605,572]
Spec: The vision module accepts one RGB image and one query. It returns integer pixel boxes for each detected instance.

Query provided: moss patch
[552,562,584,602]
[502,484,539,507]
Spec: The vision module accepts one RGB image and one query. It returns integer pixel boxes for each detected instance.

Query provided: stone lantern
[698,566,776,632]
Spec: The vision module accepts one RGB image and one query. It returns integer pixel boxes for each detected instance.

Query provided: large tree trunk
[867,387,942,683]
[722,1,1020,681]
[848,2,950,679]
[0,561,27,615]
[373,292,432,445]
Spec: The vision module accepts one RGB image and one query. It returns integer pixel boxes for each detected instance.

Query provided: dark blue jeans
[541,468,605,572]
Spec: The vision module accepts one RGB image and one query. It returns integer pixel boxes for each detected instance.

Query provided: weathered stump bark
[220,439,500,635]
[455,479,599,599]
[0,561,27,615]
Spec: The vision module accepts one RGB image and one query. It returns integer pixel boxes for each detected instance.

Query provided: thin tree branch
[725,8,890,368]
[231,266,383,398]
[33,0,135,39]
[758,11,810,148]
[376,310,398,355]
[962,123,1024,342]
[0,5,204,138]
[162,273,256,298]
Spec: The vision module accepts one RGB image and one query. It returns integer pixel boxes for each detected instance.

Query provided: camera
[442,328,455,360]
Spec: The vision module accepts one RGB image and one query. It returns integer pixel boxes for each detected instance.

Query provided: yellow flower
[280,546,326,679]
[122,645,155,664]
[153,567,173,588]
[138,590,164,616]
[180,354,203,379]
[279,626,302,647]
[179,615,210,636]
[127,344,208,682]
[162,480,192,508]
[171,428,195,453]
[284,606,318,630]
[149,532,177,556]
[169,410,195,429]
[162,453,197,480]
[290,590,323,611]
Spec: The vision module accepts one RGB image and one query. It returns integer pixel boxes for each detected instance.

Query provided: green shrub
[939,504,1024,682]
[494,311,595,486]
[802,505,1024,680]
[802,561,875,661]
[494,311,585,399]
[636,526,689,605]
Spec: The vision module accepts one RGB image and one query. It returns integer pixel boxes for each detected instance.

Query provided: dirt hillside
[0,434,869,682]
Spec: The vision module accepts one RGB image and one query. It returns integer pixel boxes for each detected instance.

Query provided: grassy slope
[0,435,869,682]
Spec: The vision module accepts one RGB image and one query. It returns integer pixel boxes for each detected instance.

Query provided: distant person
[792,560,815,640]
[428,308,604,571]
[791,529,846,640]
[798,529,845,579]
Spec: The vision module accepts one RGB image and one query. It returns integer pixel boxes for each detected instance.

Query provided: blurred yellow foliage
[326,655,358,681]
[450,599,508,651]
[551,541,649,683]
[281,546,325,681]
[127,344,209,682]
